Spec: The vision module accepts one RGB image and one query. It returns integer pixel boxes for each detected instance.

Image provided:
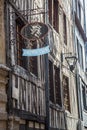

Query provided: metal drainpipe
[44,0,50,130]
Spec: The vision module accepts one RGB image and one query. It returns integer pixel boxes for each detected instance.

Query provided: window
[54,66,61,105]
[78,2,81,20]
[63,13,67,45]
[49,60,62,106]
[80,0,84,6]
[16,18,38,77]
[48,0,59,33]
[75,0,84,28]
[82,83,87,110]
[16,18,27,69]
[48,0,52,25]
[77,39,80,63]
[77,38,83,69]
[75,0,81,19]
[62,75,70,111]
[29,42,38,77]
[79,44,83,69]
[49,61,54,103]
[85,44,87,70]
[75,0,77,12]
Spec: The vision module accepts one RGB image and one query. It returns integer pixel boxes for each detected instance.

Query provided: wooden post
[45,54,50,130]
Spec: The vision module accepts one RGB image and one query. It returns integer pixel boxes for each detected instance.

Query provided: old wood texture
[49,106,66,130]
[11,72,46,117]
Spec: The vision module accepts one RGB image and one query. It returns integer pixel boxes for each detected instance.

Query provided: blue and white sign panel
[22,45,50,56]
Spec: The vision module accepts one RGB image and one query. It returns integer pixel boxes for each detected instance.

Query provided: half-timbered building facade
[48,0,79,130]
[5,0,47,129]
[0,0,87,130]
[72,0,87,129]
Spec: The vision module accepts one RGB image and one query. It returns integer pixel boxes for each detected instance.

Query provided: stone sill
[0,64,11,71]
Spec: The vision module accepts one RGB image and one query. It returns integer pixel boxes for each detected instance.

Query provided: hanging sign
[22,45,50,56]
[21,22,49,41]
[21,22,50,56]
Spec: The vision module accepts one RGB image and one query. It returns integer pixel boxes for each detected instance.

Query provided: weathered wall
[0,0,6,64]
[48,0,79,129]
[0,65,10,130]
[0,0,10,130]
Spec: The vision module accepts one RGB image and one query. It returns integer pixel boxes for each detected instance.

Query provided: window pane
[16,18,27,69]
[78,2,81,20]
[53,0,59,32]
[63,13,67,45]
[79,44,83,69]
[82,84,87,110]
[63,75,70,111]
[48,0,52,25]
[77,38,83,69]
[54,66,61,106]
[48,0,59,32]
[29,42,38,77]
[49,60,54,103]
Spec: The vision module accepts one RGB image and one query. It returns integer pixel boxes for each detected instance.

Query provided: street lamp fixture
[65,56,77,71]
[61,52,77,72]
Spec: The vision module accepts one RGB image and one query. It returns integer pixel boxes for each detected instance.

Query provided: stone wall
[0,0,10,130]
[0,65,10,130]
[0,0,6,64]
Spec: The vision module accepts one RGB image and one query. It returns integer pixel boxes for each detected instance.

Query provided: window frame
[49,60,62,106]
[82,82,87,111]
[28,41,45,79]
[78,1,81,21]
[63,12,67,45]
[48,0,59,33]
[10,12,45,80]
[15,17,28,70]
[62,74,70,112]
[76,38,84,69]
[75,0,84,28]
[29,41,38,77]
